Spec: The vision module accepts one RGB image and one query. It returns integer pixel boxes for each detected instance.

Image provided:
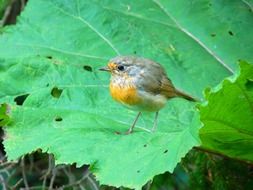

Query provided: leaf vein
[242,0,253,12]
[202,117,253,136]
[50,1,120,56]
[102,6,177,29]
[152,0,234,74]
[15,43,108,60]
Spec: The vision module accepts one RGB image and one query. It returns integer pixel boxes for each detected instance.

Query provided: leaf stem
[194,146,253,166]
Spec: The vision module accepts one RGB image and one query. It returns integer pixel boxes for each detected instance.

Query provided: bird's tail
[175,89,197,102]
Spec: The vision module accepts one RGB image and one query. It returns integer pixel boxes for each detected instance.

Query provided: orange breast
[109,83,141,105]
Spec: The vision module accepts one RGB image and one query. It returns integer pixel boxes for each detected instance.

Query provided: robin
[99,56,196,134]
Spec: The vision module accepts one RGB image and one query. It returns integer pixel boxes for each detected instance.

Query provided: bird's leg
[151,112,159,132]
[126,112,141,134]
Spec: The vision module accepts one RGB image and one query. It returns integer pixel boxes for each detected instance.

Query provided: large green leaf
[0,0,252,188]
[199,61,253,162]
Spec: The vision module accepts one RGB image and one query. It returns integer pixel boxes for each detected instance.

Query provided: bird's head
[99,56,143,77]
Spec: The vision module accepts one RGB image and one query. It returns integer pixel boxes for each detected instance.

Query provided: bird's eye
[117,65,125,71]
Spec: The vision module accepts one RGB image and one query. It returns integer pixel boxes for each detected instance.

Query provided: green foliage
[200,61,253,162]
[149,166,189,190]
[0,0,253,189]
[184,151,253,190]
[0,103,9,126]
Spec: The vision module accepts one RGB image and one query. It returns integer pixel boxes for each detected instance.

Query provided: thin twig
[0,167,11,177]
[6,168,18,185]
[42,154,53,189]
[87,176,99,190]
[28,154,34,172]
[0,161,16,174]
[12,178,23,189]
[61,169,90,189]
[0,156,17,165]
[144,180,152,190]
[0,4,11,26]
[20,0,26,10]
[27,186,46,190]
[21,157,29,190]
[63,166,76,184]
[49,167,57,190]
[0,175,8,190]
[79,184,87,190]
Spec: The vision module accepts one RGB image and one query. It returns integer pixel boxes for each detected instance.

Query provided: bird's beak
[99,66,110,72]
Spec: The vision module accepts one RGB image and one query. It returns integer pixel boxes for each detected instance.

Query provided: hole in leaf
[245,79,253,90]
[211,33,216,37]
[83,65,93,72]
[46,56,53,59]
[137,170,140,173]
[14,94,29,106]
[46,83,49,87]
[228,31,234,36]
[164,150,168,154]
[143,144,147,147]
[55,117,63,122]
[51,87,63,98]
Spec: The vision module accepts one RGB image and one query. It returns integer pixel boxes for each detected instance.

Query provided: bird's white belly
[126,90,167,112]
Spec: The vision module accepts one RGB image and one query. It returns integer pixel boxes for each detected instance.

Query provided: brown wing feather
[134,57,196,101]
[160,76,196,101]
[160,76,178,99]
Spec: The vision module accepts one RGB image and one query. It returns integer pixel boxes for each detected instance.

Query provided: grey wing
[137,61,166,95]
[134,58,196,101]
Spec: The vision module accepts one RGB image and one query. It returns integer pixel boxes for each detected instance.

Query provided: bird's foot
[125,129,133,135]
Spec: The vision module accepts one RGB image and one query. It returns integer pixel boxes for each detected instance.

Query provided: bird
[99,56,196,134]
